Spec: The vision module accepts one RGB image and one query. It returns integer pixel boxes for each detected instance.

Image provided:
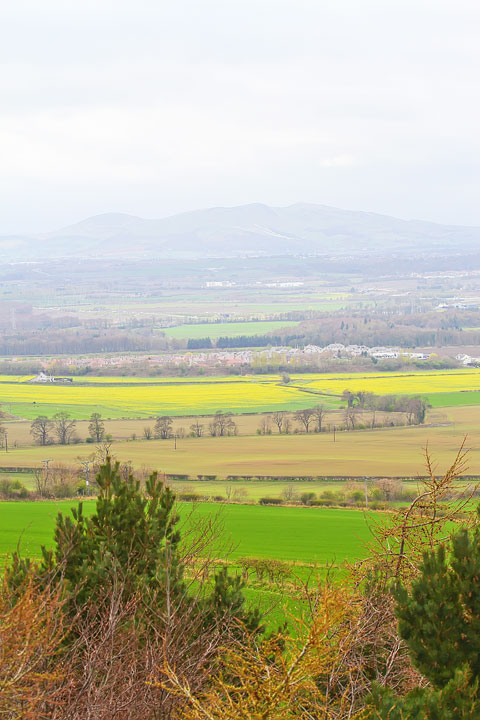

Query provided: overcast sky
[1,0,480,233]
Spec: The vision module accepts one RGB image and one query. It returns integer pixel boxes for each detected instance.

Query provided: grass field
[161,320,300,339]
[427,391,480,406]
[0,500,372,568]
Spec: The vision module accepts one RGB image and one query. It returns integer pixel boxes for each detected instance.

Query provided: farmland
[0,371,480,481]
[2,405,479,477]
[161,320,300,339]
[0,500,372,569]
[0,376,335,420]
[296,368,480,396]
[2,369,480,420]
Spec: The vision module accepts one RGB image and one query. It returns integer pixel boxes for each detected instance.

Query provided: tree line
[30,412,106,446]
[142,412,238,440]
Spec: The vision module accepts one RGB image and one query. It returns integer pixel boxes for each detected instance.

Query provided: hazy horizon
[1,0,480,234]
[27,200,480,238]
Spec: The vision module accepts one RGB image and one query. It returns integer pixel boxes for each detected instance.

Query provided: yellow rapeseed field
[0,377,317,419]
[1,369,480,419]
[299,369,480,395]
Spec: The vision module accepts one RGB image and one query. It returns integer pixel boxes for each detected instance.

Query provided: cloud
[1,0,480,232]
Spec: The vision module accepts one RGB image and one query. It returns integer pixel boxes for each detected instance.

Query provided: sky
[1,0,480,233]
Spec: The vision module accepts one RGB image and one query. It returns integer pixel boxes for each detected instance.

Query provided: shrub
[0,478,29,500]
[178,492,202,502]
[51,480,78,498]
[259,497,284,505]
[300,492,317,505]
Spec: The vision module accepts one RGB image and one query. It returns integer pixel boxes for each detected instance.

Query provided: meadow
[0,499,372,568]
[161,320,300,339]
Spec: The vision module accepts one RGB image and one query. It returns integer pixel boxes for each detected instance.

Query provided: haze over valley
[4,202,480,261]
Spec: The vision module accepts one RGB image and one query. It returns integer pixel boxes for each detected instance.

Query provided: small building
[30,372,73,384]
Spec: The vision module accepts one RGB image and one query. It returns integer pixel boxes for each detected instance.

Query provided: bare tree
[52,412,77,445]
[209,412,237,437]
[356,440,478,583]
[30,416,53,446]
[232,487,248,502]
[281,483,299,503]
[190,420,204,437]
[272,410,287,433]
[33,467,51,496]
[88,412,105,442]
[257,417,271,435]
[143,426,152,440]
[154,416,173,439]
[95,439,114,464]
[374,478,403,502]
[344,407,358,431]
[311,405,328,433]
[405,396,428,425]
[295,408,315,433]
[283,417,292,434]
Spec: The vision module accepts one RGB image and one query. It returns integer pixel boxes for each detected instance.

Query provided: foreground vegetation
[2,447,480,718]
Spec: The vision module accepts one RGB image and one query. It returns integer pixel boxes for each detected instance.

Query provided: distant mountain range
[2,203,480,260]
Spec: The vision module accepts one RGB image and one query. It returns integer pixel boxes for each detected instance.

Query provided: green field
[161,320,300,339]
[427,391,480,407]
[0,500,372,568]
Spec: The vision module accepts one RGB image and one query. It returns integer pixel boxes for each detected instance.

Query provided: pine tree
[202,566,262,635]
[8,458,259,632]
[368,521,480,717]
[20,457,182,608]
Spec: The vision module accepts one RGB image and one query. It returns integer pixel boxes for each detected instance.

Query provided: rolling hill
[2,203,480,260]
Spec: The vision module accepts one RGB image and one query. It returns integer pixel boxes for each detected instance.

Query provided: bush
[51,480,78,498]
[178,492,202,502]
[259,497,284,505]
[85,436,94,443]
[0,478,29,500]
[300,492,317,505]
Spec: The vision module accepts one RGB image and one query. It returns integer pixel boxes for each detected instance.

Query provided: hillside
[1,203,480,260]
